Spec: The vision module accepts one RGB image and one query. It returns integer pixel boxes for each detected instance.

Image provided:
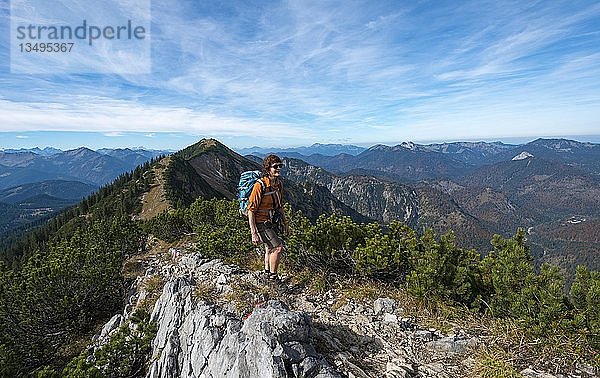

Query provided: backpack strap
[254,178,271,213]
[263,180,282,210]
[255,179,283,217]
[257,178,266,192]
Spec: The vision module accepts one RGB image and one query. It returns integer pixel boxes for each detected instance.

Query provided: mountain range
[1,138,599,275]
[0,147,169,189]
[0,147,169,249]
[247,138,599,273]
[153,138,599,275]
[2,137,598,377]
[236,143,367,157]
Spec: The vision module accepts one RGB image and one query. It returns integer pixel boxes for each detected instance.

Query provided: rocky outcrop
[283,158,419,225]
[89,248,593,378]
[147,278,338,378]
[136,251,483,378]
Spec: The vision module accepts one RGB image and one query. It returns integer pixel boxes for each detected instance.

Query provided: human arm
[247,210,261,245]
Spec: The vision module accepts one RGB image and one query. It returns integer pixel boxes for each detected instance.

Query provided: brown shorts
[256,222,283,249]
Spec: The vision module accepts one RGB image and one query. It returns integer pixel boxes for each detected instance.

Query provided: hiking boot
[267,272,283,285]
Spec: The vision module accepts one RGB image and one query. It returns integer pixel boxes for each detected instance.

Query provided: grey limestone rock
[178,253,207,270]
[385,360,415,378]
[413,330,435,342]
[575,362,598,376]
[521,368,557,378]
[98,314,123,342]
[146,276,340,378]
[425,337,470,356]
[374,298,396,315]
[383,313,398,323]
[89,250,592,378]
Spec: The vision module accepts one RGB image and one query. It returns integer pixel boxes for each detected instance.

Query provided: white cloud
[0,97,312,140]
[1,0,599,145]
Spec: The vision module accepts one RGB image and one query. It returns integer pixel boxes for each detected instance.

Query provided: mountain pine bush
[0,217,141,375]
[4,191,598,375]
[186,199,254,260]
[570,265,600,350]
[406,230,483,305]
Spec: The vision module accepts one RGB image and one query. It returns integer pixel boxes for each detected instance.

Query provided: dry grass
[193,281,219,303]
[471,346,522,378]
[122,258,146,280]
[220,247,265,273]
[139,156,172,221]
[291,269,330,295]
[329,278,481,333]
[137,275,165,312]
[142,275,164,295]
[224,281,279,316]
[480,318,596,375]
[338,279,396,303]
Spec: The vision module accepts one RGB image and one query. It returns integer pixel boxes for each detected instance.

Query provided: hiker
[247,154,289,282]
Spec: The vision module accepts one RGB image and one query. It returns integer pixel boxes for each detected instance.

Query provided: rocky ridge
[283,158,419,225]
[90,245,596,378]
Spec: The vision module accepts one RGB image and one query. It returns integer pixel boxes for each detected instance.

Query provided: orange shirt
[247,176,284,223]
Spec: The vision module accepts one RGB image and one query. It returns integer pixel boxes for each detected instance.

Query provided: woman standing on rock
[247,154,289,283]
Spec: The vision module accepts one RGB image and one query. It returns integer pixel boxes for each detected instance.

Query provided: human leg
[264,245,270,273]
[257,223,283,275]
[268,245,284,274]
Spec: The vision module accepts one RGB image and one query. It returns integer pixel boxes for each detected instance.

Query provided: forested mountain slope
[163,139,369,222]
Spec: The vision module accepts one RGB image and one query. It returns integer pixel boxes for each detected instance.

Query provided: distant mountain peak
[530,138,595,150]
[176,138,240,162]
[310,142,345,148]
[512,151,534,161]
[368,144,390,151]
[0,147,63,155]
[400,141,417,150]
[65,146,96,156]
[236,143,367,157]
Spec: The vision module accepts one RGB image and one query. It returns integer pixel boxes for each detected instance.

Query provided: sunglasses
[271,163,284,169]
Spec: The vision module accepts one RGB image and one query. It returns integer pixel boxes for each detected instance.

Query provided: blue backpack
[237,170,265,216]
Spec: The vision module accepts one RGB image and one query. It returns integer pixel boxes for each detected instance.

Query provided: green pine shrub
[142,209,190,242]
[186,198,254,261]
[570,265,600,349]
[0,217,141,375]
[406,230,482,306]
[286,212,374,274]
[58,309,156,378]
[353,221,414,279]
[479,229,570,337]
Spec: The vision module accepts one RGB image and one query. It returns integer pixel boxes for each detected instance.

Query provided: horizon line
[2,134,600,153]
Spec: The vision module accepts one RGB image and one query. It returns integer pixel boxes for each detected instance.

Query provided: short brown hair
[262,154,282,176]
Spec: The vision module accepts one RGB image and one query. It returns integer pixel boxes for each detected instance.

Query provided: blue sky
[1,0,599,150]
